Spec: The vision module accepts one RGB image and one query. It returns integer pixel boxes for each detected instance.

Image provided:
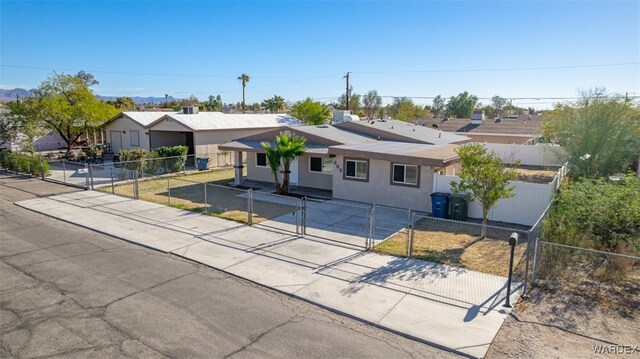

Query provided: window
[256,153,267,167]
[309,157,333,174]
[130,130,140,147]
[392,164,419,186]
[344,159,368,180]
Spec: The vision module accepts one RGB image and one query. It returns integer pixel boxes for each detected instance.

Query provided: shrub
[1,151,50,176]
[153,146,188,173]
[143,150,162,175]
[117,148,148,173]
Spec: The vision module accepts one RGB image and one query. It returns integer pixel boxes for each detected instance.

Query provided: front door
[289,158,299,186]
[110,131,122,153]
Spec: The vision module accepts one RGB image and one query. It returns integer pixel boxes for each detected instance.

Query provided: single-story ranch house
[219,119,469,212]
[415,113,545,145]
[100,107,301,165]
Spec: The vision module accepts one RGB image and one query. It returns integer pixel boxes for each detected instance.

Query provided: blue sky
[1,0,639,108]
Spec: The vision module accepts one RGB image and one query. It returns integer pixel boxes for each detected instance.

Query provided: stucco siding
[297,156,333,190]
[246,152,276,183]
[332,156,434,212]
[102,115,150,151]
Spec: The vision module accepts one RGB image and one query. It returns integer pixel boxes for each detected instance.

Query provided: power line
[351,62,640,74]
[0,64,336,80]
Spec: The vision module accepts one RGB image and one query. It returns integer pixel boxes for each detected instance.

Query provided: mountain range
[0,88,179,104]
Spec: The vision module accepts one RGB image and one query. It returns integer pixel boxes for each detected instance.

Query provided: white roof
[115,111,301,131]
[164,112,301,131]
[122,112,169,127]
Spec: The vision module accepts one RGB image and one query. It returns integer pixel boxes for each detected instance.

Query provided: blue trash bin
[196,157,209,171]
[430,192,450,219]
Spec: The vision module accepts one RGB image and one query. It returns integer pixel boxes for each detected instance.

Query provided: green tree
[363,90,382,119]
[250,102,261,111]
[12,72,118,156]
[260,132,307,195]
[204,95,223,111]
[490,96,507,119]
[336,88,362,115]
[108,96,135,110]
[450,143,519,238]
[0,101,46,153]
[262,95,286,113]
[543,95,640,180]
[237,73,250,113]
[431,95,445,117]
[446,91,478,118]
[387,97,429,121]
[289,98,330,125]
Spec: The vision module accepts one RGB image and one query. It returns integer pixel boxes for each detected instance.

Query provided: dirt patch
[488,287,639,358]
[509,166,559,184]
[374,229,527,277]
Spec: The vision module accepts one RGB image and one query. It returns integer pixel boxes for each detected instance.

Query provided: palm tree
[260,132,306,195]
[237,73,250,113]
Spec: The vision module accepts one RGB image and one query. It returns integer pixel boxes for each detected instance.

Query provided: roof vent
[471,110,485,124]
[182,106,199,114]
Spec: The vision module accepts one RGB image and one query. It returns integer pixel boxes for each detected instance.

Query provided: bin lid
[430,192,451,198]
[449,194,467,202]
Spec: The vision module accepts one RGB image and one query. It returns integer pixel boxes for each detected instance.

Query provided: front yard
[98,168,296,224]
[374,223,528,277]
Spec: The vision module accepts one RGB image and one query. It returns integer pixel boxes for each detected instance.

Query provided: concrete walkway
[16,191,521,358]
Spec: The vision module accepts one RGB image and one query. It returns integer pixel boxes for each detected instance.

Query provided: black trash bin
[448,194,468,221]
[196,157,209,171]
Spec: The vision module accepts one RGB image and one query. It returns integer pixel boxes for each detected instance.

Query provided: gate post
[62,160,67,183]
[247,188,253,225]
[203,183,208,213]
[110,167,115,194]
[84,163,90,189]
[89,164,94,190]
[40,157,45,180]
[302,196,307,235]
[368,204,376,249]
[409,212,416,257]
[167,177,171,206]
[531,237,541,284]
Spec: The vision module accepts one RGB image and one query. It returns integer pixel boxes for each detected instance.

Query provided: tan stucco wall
[297,156,333,190]
[102,116,150,152]
[246,152,276,183]
[464,133,533,144]
[332,156,435,212]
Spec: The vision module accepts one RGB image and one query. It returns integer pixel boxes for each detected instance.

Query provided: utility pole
[343,72,350,111]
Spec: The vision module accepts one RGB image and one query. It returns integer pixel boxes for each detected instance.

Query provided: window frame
[130,130,140,147]
[343,158,369,182]
[308,156,333,174]
[255,153,268,168]
[390,163,420,187]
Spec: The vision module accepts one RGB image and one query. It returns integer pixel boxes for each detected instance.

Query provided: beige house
[219,122,467,212]
[100,107,301,167]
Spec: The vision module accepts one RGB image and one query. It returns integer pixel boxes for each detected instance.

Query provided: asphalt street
[0,173,457,359]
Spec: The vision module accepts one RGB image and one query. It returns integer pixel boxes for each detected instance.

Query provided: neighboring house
[414,114,545,144]
[335,119,471,145]
[219,120,467,212]
[100,107,301,164]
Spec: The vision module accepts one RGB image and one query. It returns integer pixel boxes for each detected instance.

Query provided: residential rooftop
[334,119,470,145]
[415,114,545,136]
